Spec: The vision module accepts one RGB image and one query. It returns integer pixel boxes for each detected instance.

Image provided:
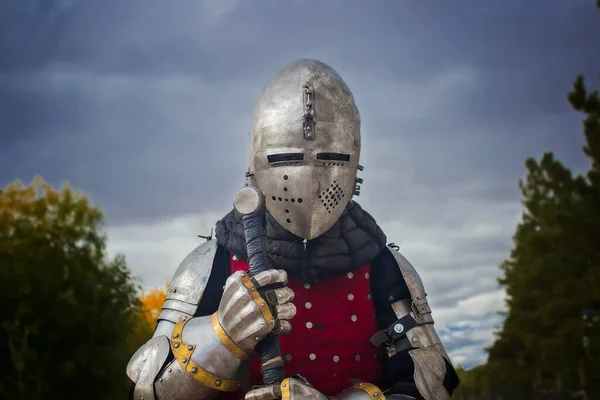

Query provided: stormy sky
[1,0,598,368]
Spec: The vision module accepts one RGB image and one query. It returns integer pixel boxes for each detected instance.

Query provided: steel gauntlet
[217,269,296,353]
[127,269,296,399]
[245,377,417,400]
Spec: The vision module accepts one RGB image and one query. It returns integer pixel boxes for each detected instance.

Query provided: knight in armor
[127,59,460,400]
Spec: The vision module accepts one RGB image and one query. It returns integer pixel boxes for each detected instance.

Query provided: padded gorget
[215,201,387,283]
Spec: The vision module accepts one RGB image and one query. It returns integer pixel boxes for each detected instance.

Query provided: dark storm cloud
[0,0,598,224]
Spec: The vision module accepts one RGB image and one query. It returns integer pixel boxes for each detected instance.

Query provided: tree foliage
[0,177,142,399]
[458,4,600,398]
[139,282,168,327]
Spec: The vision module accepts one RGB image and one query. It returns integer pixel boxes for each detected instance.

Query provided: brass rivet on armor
[216,380,222,386]
[285,354,292,361]
[351,315,358,322]
[333,355,340,362]
[191,367,198,373]
[241,272,246,277]
[159,378,163,382]
[309,353,316,360]
[282,383,287,388]
[359,383,364,386]
[348,294,354,301]
[173,334,179,338]
[251,287,256,291]
[172,288,177,293]
[188,345,193,350]
[261,302,265,307]
[233,255,238,261]
[174,343,180,348]
[306,322,313,329]
[182,358,187,363]
[367,294,372,300]
[355,355,361,361]
[168,368,172,373]
[374,392,380,397]
[305,302,312,309]
[304,283,311,289]
[270,319,275,324]
[365,272,370,279]
[255,337,260,341]
[347,272,354,279]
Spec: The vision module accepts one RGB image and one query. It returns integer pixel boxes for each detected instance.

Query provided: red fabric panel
[223,255,383,397]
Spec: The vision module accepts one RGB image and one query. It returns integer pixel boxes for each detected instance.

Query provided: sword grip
[242,212,285,386]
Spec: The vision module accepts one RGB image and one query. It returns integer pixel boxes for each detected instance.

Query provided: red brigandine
[229,255,383,396]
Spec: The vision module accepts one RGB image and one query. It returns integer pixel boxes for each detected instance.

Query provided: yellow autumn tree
[139,282,169,327]
[127,282,169,354]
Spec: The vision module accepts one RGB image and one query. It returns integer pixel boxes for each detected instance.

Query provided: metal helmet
[249,59,362,240]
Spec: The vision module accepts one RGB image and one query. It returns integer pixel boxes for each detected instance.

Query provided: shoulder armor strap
[158,240,218,324]
[386,246,433,324]
[386,246,456,400]
[126,335,170,399]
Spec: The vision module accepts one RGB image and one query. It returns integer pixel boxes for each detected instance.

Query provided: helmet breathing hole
[285,209,290,213]
[286,219,291,223]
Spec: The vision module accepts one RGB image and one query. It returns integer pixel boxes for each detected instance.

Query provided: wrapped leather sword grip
[233,183,285,386]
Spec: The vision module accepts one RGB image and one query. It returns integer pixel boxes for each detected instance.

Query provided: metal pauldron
[151,240,219,338]
[371,247,454,400]
[375,248,451,361]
